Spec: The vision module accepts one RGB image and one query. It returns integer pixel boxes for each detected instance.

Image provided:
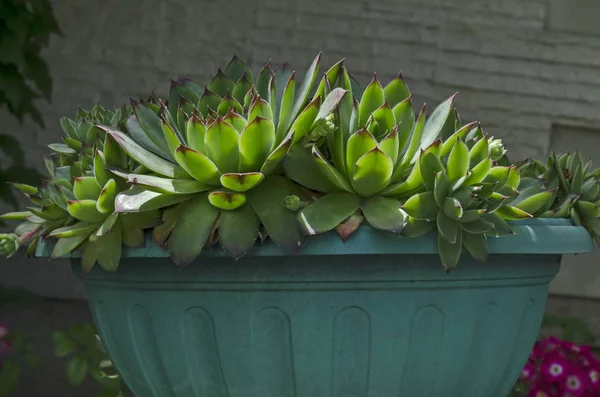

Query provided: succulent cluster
[0,54,597,271]
[518,152,600,245]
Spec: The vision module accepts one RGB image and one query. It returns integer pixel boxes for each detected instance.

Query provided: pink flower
[541,354,570,382]
[586,368,600,391]
[522,362,536,380]
[562,372,586,396]
[528,384,553,397]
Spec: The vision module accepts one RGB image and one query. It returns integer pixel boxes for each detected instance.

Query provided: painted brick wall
[2,0,600,299]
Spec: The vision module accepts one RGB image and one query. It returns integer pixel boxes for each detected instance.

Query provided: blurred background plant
[0,0,61,222]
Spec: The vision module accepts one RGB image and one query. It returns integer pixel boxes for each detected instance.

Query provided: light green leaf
[496,206,533,220]
[352,148,394,197]
[93,150,111,187]
[67,200,105,223]
[358,75,385,126]
[219,204,260,259]
[513,191,555,214]
[465,157,492,185]
[97,213,119,236]
[290,97,320,144]
[232,73,253,105]
[174,145,220,185]
[381,162,424,199]
[224,110,248,133]
[298,192,361,235]
[239,117,275,172]
[96,179,118,214]
[247,176,305,250]
[398,104,426,171]
[169,194,220,266]
[577,201,600,219]
[217,93,243,116]
[459,209,486,223]
[419,151,444,191]
[446,139,469,183]
[346,128,378,178]
[383,74,411,108]
[220,172,265,192]
[434,170,450,207]
[225,55,253,83]
[443,197,463,220]
[248,96,273,122]
[162,120,182,157]
[276,71,296,142]
[198,88,221,117]
[260,132,294,175]
[49,222,97,238]
[313,88,348,126]
[468,135,489,165]
[208,68,235,97]
[73,177,101,200]
[131,102,171,157]
[401,192,438,220]
[361,196,407,233]
[392,97,414,153]
[401,216,434,237]
[371,103,396,138]
[204,119,240,173]
[208,191,247,210]
[48,143,77,155]
[379,128,400,166]
[67,356,88,386]
[292,53,321,120]
[439,121,478,158]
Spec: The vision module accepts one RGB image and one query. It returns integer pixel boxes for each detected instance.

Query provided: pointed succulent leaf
[67,200,105,223]
[571,164,583,194]
[161,121,182,158]
[28,204,68,220]
[131,102,171,156]
[247,176,305,250]
[577,200,600,219]
[346,128,378,178]
[101,128,184,178]
[217,93,243,116]
[378,128,400,166]
[291,54,321,121]
[0,211,32,220]
[371,103,396,138]
[420,94,456,151]
[204,119,240,173]
[48,143,77,155]
[231,72,253,105]
[239,117,275,172]
[482,212,513,236]
[275,71,296,142]
[218,204,260,259]
[358,75,385,127]
[220,173,264,192]
[81,241,97,273]
[121,226,144,248]
[401,216,434,237]
[119,210,161,229]
[446,140,469,183]
[313,88,348,128]
[312,145,353,192]
[439,122,478,158]
[392,97,414,152]
[443,197,463,220]
[168,194,220,266]
[460,209,486,223]
[223,110,247,133]
[361,196,408,233]
[51,235,88,259]
[438,230,462,270]
[247,95,273,122]
[103,134,128,169]
[128,173,211,194]
[513,191,554,214]
[402,192,438,220]
[173,145,221,184]
[437,211,458,243]
[298,192,361,235]
[381,163,424,199]
[260,132,294,175]
[208,69,235,97]
[185,115,206,153]
[464,157,492,186]
[198,88,221,117]
[462,231,488,262]
[49,222,98,238]
[96,179,118,214]
[496,206,533,220]
[420,151,444,191]
[9,183,38,196]
[125,116,167,159]
[115,188,194,212]
[434,170,450,207]
[97,213,119,236]
[383,74,410,108]
[338,67,354,137]
[460,218,494,234]
[73,177,101,200]
[225,55,253,83]
[398,104,426,171]
[256,63,273,98]
[93,150,111,187]
[95,219,122,272]
[290,97,320,144]
[283,146,336,192]
[208,191,246,210]
[469,135,490,165]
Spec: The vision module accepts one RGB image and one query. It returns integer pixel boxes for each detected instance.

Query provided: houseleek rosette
[518,151,600,244]
[1,106,160,272]
[107,55,347,265]
[284,66,539,268]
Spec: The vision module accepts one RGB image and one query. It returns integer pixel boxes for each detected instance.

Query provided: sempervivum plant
[106,55,350,265]
[283,65,530,268]
[0,105,161,271]
[518,151,600,245]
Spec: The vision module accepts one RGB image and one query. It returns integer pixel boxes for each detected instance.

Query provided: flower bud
[0,234,20,258]
[489,138,507,161]
[283,195,301,211]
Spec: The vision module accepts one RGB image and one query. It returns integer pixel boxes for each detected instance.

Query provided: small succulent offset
[518,151,600,245]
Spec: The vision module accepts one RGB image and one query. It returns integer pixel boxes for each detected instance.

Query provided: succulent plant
[518,151,600,244]
[0,233,20,258]
[0,106,161,271]
[106,54,350,265]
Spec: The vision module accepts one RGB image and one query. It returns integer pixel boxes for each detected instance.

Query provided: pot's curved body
[57,220,594,397]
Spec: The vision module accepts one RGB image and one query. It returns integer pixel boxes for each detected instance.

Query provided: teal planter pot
[46,219,593,397]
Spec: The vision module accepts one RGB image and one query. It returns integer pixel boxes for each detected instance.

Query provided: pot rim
[36,218,595,258]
